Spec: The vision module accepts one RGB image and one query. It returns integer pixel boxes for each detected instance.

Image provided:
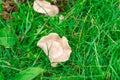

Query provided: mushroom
[37,33,72,67]
[33,0,59,16]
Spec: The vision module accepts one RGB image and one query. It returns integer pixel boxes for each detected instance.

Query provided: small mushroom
[37,33,72,67]
[33,0,59,16]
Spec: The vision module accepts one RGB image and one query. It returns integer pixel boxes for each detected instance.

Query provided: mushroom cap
[33,0,59,16]
[37,33,72,67]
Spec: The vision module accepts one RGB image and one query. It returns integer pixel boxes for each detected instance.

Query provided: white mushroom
[37,33,72,67]
[33,0,59,16]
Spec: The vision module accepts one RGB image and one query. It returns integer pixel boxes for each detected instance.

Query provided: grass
[0,0,120,80]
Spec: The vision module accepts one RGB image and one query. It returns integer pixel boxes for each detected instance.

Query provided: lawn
[0,0,120,80]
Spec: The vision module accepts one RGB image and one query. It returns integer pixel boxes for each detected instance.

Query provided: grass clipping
[37,33,72,67]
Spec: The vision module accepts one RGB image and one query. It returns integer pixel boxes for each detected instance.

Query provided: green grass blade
[0,72,4,80]
[13,67,44,80]
[0,28,17,48]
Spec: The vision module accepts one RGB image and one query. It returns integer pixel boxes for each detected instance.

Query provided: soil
[0,0,17,20]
